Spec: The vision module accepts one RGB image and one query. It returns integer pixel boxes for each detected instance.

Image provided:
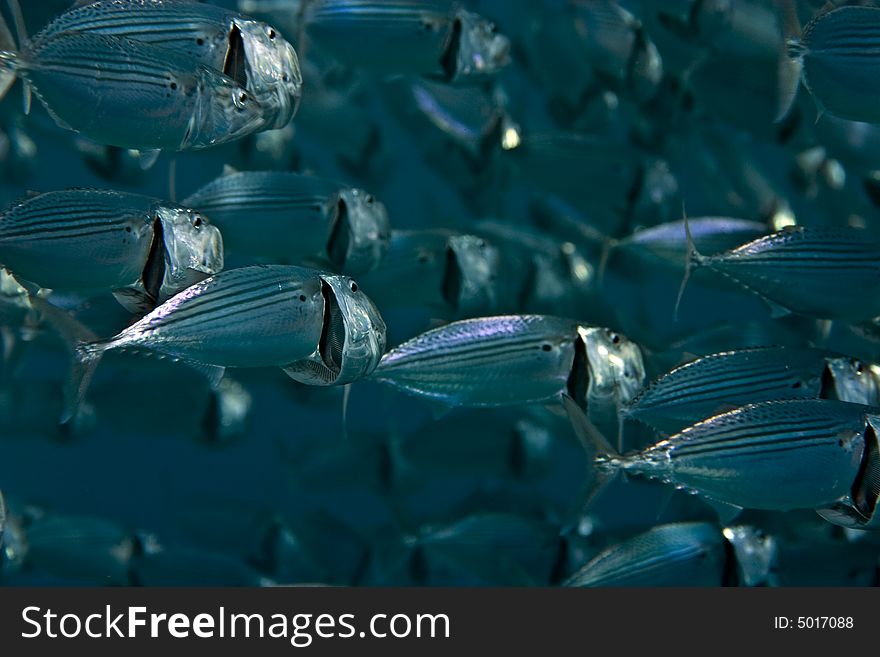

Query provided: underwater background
[2,0,880,586]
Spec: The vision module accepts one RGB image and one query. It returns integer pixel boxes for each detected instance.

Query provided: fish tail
[28,295,106,425]
[674,208,705,322]
[775,0,803,123]
[561,394,619,516]
[596,237,615,287]
[2,0,27,113]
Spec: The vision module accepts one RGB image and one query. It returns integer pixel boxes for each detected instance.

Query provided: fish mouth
[152,208,224,303]
[223,24,249,90]
[283,275,387,386]
[441,235,498,315]
[141,215,167,306]
[326,190,390,274]
[566,332,589,406]
[852,420,880,520]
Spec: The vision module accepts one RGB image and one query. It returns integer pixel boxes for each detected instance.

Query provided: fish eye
[854,360,865,375]
[282,73,289,82]
[350,281,359,292]
[268,28,276,40]
[608,332,621,345]
[365,194,374,205]
[239,92,248,103]
[193,215,203,229]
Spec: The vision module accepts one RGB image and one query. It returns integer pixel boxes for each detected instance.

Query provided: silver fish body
[689,225,880,320]
[0,189,223,312]
[372,316,646,418]
[7,31,267,151]
[787,6,880,124]
[182,170,390,273]
[586,399,870,512]
[303,0,509,83]
[623,347,828,434]
[564,522,727,587]
[34,0,302,128]
[77,264,385,387]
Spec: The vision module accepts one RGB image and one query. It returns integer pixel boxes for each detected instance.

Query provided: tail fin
[0,0,18,103]
[674,209,705,322]
[29,296,105,425]
[775,0,803,123]
[561,394,619,515]
[4,0,26,112]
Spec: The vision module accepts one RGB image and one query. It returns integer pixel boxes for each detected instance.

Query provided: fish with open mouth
[33,0,303,129]
[183,169,390,274]
[55,265,386,422]
[0,1,269,160]
[0,189,224,313]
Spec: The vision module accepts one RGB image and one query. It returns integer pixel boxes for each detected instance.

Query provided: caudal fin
[0,0,19,103]
[775,0,803,123]
[674,209,705,322]
[3,0,26,112]
[561,394,619,518]
[28,296,106,425]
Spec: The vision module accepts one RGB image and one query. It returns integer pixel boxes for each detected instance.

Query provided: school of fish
[3,0,880,587]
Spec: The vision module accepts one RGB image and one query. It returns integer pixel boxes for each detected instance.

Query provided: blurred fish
[722,524,779,587]
[60,265,386,421]
[22,512,137,585]
[303,0,510,83]
[0,189,224,313]
[566,397,870,518]
[359,229,500,317]
[780,5,880,124]
[35,0,303,128]
[680,223,880,321]
[611,217,767,272]
[372,316,646,432]
[564,522,728,587]
[130,544,273,586]
[0,7,267,158]
[623,347,880,435]
[182,169,390,273]
[399,512,565,585]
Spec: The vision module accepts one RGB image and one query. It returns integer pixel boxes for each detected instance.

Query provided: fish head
[441,235,500,315]
[327,188,391,274]
[722,525,778,587]
[154,206,225,302]
[186,70,268,149]
[824,357,880,406]
[816,413,880,530]
[578,326,646,410]
[447,10,510,83]
[232,17,303,128]
[283,274,387,386]
[0,509,27,574]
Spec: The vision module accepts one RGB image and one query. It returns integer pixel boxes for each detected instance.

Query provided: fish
[59,264,386,422]
[566,396,871,519]
[611,217,767,272]
[21,512,138,585]
[33,0,303,129]
[779,5,880,124]
[622,347,880,435]
[182,169,390,273]
[0,7,268,156]
[0,189,224,313]
[564,522,728,587]
[303,0,510,83]
[130,544,274,586]
[358,229,500,317]
[679,222,880,321]
[722,525,779,587]
[371,316,646,429]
